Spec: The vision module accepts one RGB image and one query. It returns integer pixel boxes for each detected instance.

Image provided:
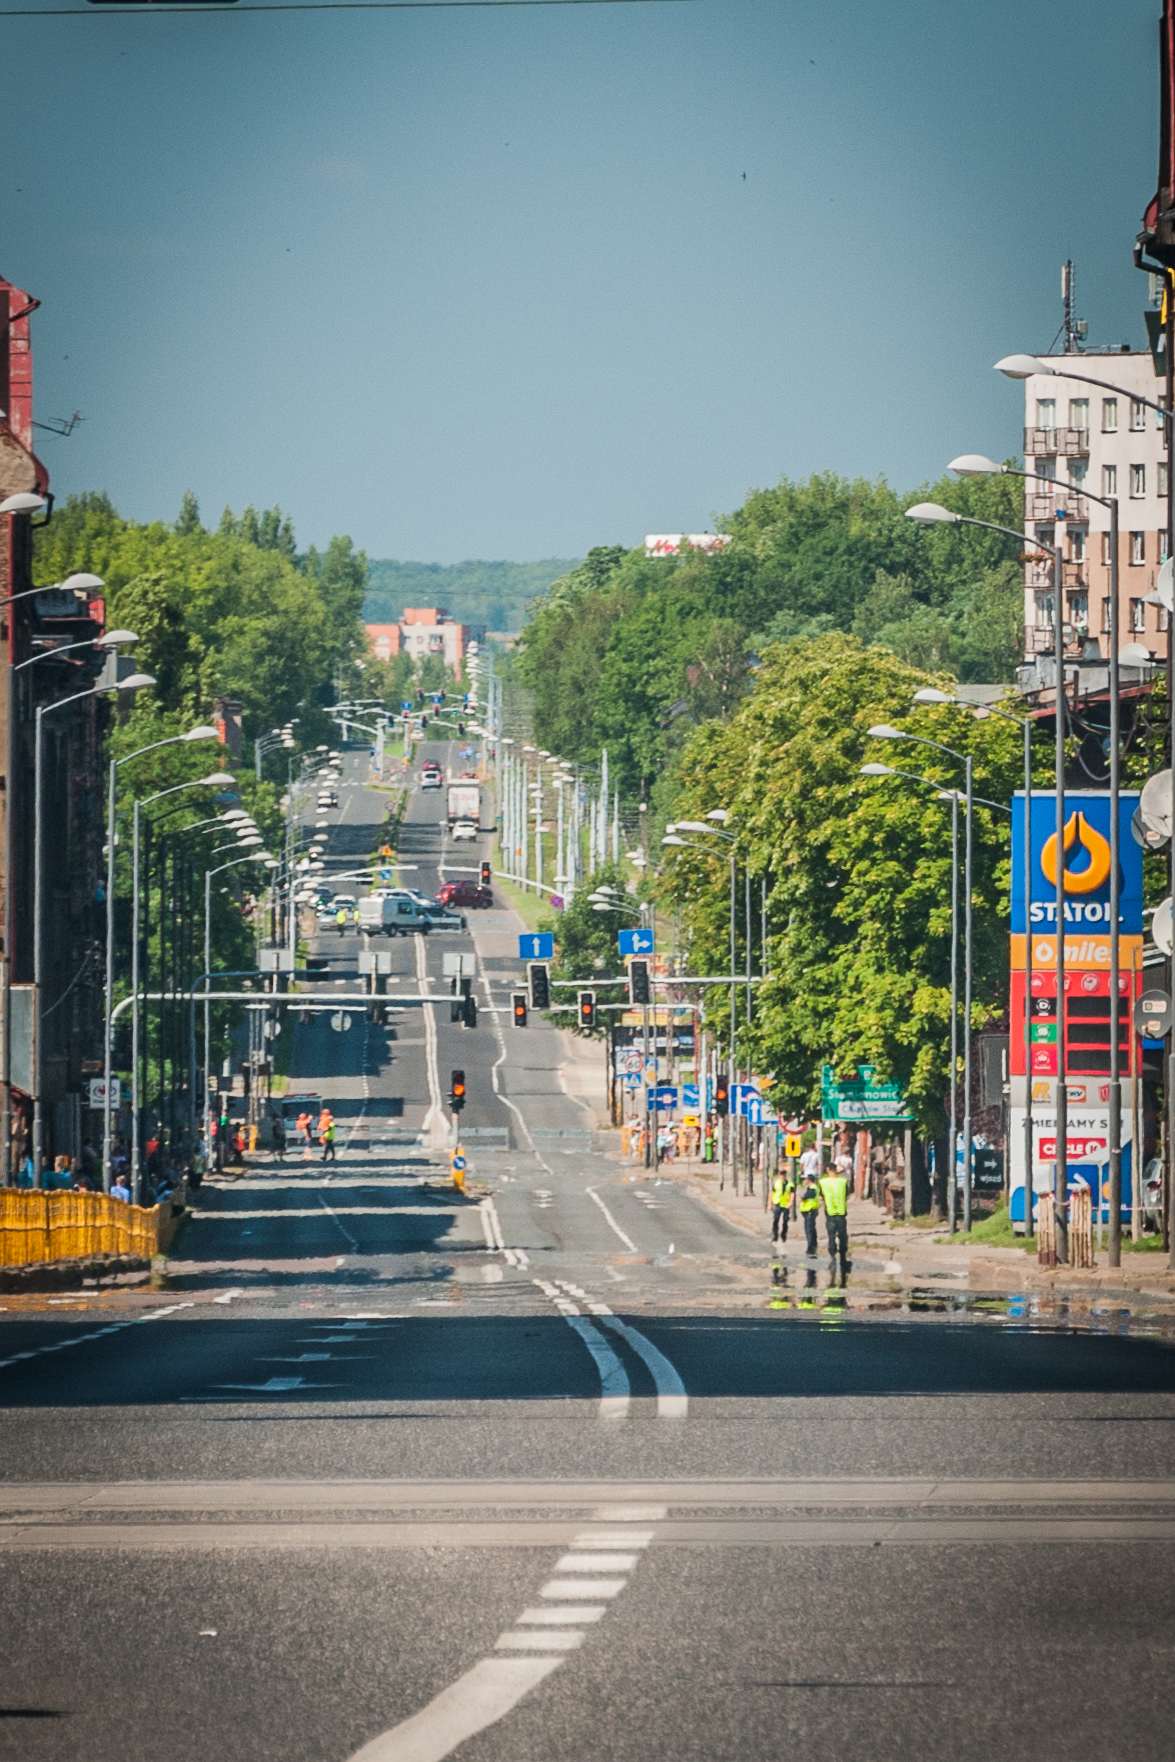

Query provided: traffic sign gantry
[618,927,654,956]
[519,932,554,961]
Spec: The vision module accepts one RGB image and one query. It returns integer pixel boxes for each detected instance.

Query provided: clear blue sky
[1,0,1160,561]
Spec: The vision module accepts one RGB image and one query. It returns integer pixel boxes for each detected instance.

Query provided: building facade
[1020,349,1169,660]
[365,608,469,677]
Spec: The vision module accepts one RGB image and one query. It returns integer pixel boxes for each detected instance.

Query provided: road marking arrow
[212,1376,337,1393]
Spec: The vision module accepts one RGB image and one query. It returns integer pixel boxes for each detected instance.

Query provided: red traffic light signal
[578,990,597,1029]
[480,861,492,886]
[450,1070,467,1112]
[629,959,651,1006]
[714,1075,730,1117]
[512,992,528,1028]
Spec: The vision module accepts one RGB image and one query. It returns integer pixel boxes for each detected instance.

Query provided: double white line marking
[533,1278,687,1424]
[479,1196,529,1269]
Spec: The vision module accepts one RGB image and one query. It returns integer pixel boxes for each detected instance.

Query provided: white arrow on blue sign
[518,933,555,961]
[617,927,655,956]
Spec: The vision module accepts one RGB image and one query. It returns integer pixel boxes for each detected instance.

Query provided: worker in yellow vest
[818,1167,850,1272]
[770,1169,794,1244]
[798,1167,822,1258]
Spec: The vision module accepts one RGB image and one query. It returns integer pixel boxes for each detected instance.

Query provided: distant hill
[365,558,580,634]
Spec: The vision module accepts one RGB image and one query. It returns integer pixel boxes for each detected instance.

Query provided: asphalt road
[3,741,1174,1761]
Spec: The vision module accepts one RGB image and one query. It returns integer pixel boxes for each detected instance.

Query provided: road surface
[3,743,1174,1762]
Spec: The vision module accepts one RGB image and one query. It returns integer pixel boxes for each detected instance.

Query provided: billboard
[1010,790,1142,939]
[644,534,732,559]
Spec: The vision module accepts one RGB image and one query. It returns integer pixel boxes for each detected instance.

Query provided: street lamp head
[1119,642,1154,667]
[61,572,105,592]
[706,808,730,822]
[115,672,156,692]
[661,834,687,847]
[859,763,895,777]
[183,724,220,741]
[994,353,1049,380]
[948,453,1002,476]
[674,820,718,834]
[0,491,46,516]
[200,771,236,786]
[867,724,905,740]
[912,687,955,705]
[96,628,138,647]
[905,502,960,525]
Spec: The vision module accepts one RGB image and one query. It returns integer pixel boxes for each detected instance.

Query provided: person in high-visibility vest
[770,1169,794,1244]
[798,1168,822,1258]
[818,1168,850,1271]
[318,1108,336,1164]
[296,1111,313,1161]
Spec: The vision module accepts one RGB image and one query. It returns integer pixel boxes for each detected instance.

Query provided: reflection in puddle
[763,1274,1175,1337]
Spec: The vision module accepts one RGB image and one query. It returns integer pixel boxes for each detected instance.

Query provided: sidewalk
[649,1149,1175,1306]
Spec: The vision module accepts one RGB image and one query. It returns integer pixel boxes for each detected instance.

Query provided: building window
[1101,532,1113,565]
[1131,399,1146,431]
[1161,461,1169,498]
[1131,531,1146,564]
[1068,590,1089,627]
[1036,398,1056,430]
[1101,597,1112,634]
[1068,527,1087,562]
[1131,464,1146,498]
[1162,531,1171,564]
[1130,598,1147,633]
[1161,606,1172,633]
[1102,397,1118,432]
[1069,398,1089,431]
[1037,593,1055,628]
[1068,458,1088,488]
[1102,464,1117,496]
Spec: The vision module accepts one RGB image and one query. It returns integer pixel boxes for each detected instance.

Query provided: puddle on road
[762,1261,1175,1337]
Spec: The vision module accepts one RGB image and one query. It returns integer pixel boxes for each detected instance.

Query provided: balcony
[1024,426,1090,458]
[1061,561,1088,590]
[1026,489,1092,524]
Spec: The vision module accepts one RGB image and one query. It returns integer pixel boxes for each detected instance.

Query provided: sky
[0,0,1163,562]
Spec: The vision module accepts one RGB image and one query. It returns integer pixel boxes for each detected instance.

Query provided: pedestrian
[110,1171,132,1203]
[233,1122,247,1166]
[296,1110,313,1160]
[798,1165,822,1257]
[799,1141,820,1185]
[336,905,347,937]
[271,1112,286,1162]
[319,1109,336,1164]
[818,1164,850,1274]
[770,1167,794,1243]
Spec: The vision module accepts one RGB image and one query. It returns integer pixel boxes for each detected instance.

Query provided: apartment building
[1020,349,1169,659]
[365,608,469,677]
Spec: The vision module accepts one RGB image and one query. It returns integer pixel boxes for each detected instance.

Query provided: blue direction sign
[646,1085,679,1112]
[731,1082,761,1117]
[681,1083,700,1109]
[618,927,655,956]
[518,932,555,961]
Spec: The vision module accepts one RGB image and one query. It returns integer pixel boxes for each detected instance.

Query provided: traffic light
[450,976,462,1024]
[450,1070,466,1112]
[578,990,597,1030]
[528,961,550,1010]
[480,861,492,886]
[512,992,528,1028]
[714,1074,730,1117]
[462,985,478,1029]
[629,959,651,1006]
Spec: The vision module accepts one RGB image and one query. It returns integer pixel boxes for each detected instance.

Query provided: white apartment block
[1020,349,1169,660]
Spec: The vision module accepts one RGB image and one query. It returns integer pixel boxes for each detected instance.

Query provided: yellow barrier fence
[0,1189,162,1269]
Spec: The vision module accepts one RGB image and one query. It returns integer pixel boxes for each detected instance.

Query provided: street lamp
[868,720,978,1228]
[129,770,235,1193]
[914,683,1040,1237]
[14,627,138,673]
[33,670,156,1180]
[100,722,221,1186]
[908,501,1069,1253]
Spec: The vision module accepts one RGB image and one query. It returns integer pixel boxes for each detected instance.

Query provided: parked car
[450,818,478,843]
[436,879,492,910]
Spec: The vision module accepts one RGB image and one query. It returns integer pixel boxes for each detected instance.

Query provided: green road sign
[820,1063,912,1123]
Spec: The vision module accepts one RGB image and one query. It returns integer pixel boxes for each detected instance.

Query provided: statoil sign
[1010,791,1141,937]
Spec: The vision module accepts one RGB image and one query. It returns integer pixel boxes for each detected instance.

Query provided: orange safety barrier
[0,1188,162,1269]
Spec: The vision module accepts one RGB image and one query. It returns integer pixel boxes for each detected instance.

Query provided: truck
[446,780,481,827]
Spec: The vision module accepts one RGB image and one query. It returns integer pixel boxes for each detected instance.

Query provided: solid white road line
[561,1316,630,1422]
[416,935,448,1148]
[585,1185,639,1253]
[0,1300,195,1373]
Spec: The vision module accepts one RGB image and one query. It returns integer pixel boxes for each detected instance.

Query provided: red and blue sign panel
[1011,790,1142,937]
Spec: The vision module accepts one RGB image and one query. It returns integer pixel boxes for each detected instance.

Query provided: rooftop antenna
[1060,260,1088,353]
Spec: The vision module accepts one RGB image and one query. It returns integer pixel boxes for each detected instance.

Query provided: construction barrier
[0,1188,166,1270]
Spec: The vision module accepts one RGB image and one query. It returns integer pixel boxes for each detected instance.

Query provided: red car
[436,879,493,910]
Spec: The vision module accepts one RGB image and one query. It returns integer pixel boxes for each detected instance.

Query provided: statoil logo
[1040,812,1111,895]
